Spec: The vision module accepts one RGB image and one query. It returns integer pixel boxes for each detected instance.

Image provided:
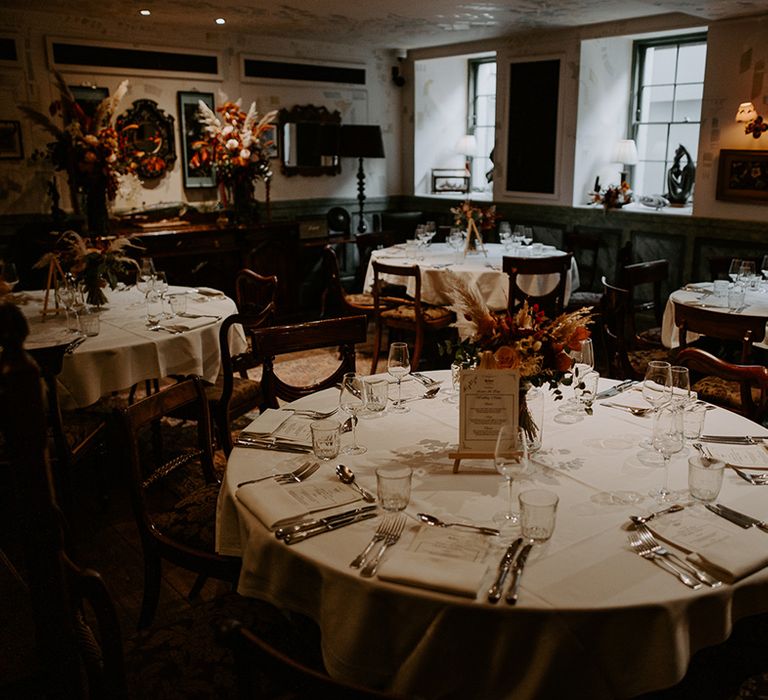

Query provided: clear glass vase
[520,384,544,453]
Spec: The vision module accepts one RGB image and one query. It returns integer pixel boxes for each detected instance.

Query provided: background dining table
[363,242,580,312]
[661,282,768,349]
[21,285,244,408]
[217,372,768,699]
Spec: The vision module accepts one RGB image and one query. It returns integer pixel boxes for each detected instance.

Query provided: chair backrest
[380,211,423,244]
[234,269,278,320]
[354,231,394,293]
[0,304,125,698]
[600,276,640,380]
[623,259,669,327]
[502,253,573,318]
[251,315,368,406]
[675,347,768,422]
[673,302,767,363]
[563,229,601,292]
[371,259,424,316]
[320,245,373,318]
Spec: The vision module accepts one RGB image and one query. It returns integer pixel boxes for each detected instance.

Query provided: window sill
[574,202,693,216]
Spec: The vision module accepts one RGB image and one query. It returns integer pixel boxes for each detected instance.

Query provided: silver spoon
[417,512,500,536]
[403,386,441,402]
[335,464,376,502]
[603,403,653,416]
[629,503,685,526]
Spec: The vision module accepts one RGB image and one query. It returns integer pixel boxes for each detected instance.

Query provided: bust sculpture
[665,144,696,206]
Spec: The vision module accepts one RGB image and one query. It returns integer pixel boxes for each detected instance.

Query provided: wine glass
[387,342,411,413]
[153,271,170,317]
[650,405,685,502]
[562,338,594,414]
[493,424,530,531]
[642,361,672,412]
[728,258,742,282]
[669,365,691,408]
[339,373,367,455]
[0,261,19,290]
[56,277,80,333]
[139,257,156,279]
[761,255,768,281]
[447,228,465,261]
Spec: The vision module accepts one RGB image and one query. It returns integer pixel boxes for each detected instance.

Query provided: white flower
[222,125,234,137]
[226,138,239,151]
[239,148,251,159]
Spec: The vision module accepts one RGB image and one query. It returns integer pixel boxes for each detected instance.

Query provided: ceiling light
[215,17,226,25]
[139,9,150,16]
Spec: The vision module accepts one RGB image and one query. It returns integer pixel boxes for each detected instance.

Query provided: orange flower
[494,345,521,369]
[554,351,572,372]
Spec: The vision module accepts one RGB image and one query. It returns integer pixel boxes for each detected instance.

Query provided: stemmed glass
[728,258,742,283]
[447,228,465,262]
[0,261,19,290]
[669,365,691,409]
[387,342,411,413]
[761,255,768,292]
[640,361,672,450]
[561,338,594,415]
[493,424,530,531]
[339,373,367,455]
[154,271,170,317]
[650,405,685,502]
[56,277,80,333]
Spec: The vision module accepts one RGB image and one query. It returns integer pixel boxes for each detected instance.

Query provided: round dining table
[21,285,244,408]
[661,282,768,349]
[363,242,580,312]
[217,373,768,699]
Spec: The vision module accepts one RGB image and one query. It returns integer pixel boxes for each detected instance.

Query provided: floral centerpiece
[590,181,633,209]
[451,200,500,250]
[35,230,138,307]
[191,99,277,222]
[20,72,130,234]
[446,273,592,443]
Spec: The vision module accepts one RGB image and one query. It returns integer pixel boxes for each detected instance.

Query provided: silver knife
[595,380,636,400]
[705,503,753,528]
[505,542,534,605]
[710,503,768,533]
[487,538,523,603]
[275,505,378,539]
[283,511,377,544]
[699,436,767,444]
[412,372,438,386]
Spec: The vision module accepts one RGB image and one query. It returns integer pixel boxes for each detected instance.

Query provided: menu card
[703,443,768,468]
[458,369,519,452]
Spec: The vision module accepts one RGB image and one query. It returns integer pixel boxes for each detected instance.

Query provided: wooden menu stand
[464,218,487,257]
[40,257,66,317]
[448,450,494,474]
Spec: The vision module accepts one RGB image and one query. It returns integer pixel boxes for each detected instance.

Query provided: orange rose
[494,345,520,369]
[554,351,572,372]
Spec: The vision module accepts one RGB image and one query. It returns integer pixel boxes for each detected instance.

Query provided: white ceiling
[12,0,767,49]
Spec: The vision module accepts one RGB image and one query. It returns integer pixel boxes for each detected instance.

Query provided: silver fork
[349,517,392,569]
[237,460,316,488]
[603,403,652,416]
[635,525,722,587]
[627,531,701,589]
[291,406,340,420]
[729,465,768,485]
[360,514,406,578]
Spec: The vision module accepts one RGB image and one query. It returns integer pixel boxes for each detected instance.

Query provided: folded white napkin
[236,480,307,530]
[161,317,214,331]
[378,551,487,598]
[195,287,225,297]
[243,408,292,435]
[687,530,768,583]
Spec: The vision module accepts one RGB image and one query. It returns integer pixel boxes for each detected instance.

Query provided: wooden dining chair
[234,269,278,319]
[116,377,242,628]
[502,253,573,318]
[353,231,395,292]
[563,229,603,310]
[370,260,455,374]
[601,276,671,380]
[673,301,766,363]
[676,347,768,421]
[622,259,669,346]
[251,315,368,407]
[320,244,378,319]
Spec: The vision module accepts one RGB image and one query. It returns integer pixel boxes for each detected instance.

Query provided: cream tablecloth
[22,286,244,407]
[363,242,580,311]
[217,374,768,699]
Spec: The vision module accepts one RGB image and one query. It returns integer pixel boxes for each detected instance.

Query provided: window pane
[476,62,496,95]
[635,161,667,195]
[672,83,703,122]
[475,95,496,128]
[636,123,669,160]
[667,124,700,160]
[676,43,706,83]
[645,46,677,86]
[642,85,674,121]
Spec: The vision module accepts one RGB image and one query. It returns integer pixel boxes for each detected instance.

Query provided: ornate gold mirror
[117,99,176,180]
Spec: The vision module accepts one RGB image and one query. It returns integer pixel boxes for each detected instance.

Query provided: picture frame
[0,120,23,159]
[177,90,216,189]
[431,168,470,194]
[716,149,768,205]
[261,123,278,159]
[69,85,109,120]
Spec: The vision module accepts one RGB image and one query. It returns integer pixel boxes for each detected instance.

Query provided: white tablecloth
[661,282,768,348]
[363,243,580,311]
[217,373,768,699]
[21,286,245,407]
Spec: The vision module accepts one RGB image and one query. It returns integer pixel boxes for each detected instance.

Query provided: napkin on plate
[243,408,293,435]
[194,287,225,297]
[236,479,307,530]
[160,317,215,332]
[378,551,487,597]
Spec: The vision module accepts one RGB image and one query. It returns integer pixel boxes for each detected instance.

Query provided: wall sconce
[611,139,638,184]
[735,101,767,139]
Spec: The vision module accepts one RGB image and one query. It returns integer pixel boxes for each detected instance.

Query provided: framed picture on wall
[431,168,470,194]
[0,120,23,159]
[177,90,216,189]
[69,85,109,120]
[261,123,278,159]
[716,149,768,204]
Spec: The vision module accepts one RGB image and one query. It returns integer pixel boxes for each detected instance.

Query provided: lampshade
[611,139,638,166]
[339,125,385,158]
[735,102,758,123]
[455,134,478,157]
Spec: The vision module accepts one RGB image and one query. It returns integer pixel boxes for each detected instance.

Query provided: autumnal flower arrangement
[451,200,500,232]
[191,99,277,210]
[21,73,129,213]
[35,231,138,306]
[590,181,633,209]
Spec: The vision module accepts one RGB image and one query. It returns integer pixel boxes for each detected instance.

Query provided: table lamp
[340,125,385,233]
[612,139,638,185]
[455,134,478,188]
